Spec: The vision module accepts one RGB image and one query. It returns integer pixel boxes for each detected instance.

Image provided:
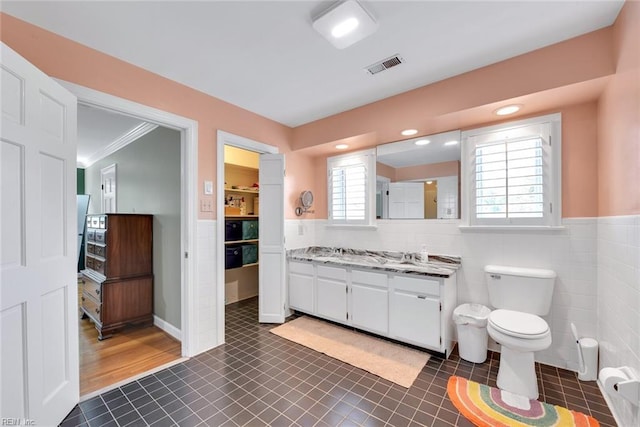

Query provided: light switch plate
[204,180,213,195]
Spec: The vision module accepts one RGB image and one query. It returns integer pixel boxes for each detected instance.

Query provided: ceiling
[76,105,151,167]
[2,0,624,129]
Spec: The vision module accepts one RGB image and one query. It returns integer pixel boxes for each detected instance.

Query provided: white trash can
[453,303,491,363]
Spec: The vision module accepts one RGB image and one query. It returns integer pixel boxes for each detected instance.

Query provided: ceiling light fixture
[414,139,430,146]
[444,140,459,146]
[401,129,418,136]
[335,144,349,150]
[426,181,433,185]
[494,104,522,116]
[312,0,378,49]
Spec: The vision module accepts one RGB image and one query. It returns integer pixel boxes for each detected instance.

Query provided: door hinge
[346,286,348,294]
[439,302,442,312]
[550,203,553,214]
[184,252,188,259]
[101,184,104,190]
[346,312,349,320]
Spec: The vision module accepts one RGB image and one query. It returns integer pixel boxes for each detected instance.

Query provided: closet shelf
[224,239,259,245]
[224,187,259,194]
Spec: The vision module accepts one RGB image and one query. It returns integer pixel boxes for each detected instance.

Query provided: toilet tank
[485,265,556,315]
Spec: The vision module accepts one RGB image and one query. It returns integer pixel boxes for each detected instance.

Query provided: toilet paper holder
[600,366,640,406]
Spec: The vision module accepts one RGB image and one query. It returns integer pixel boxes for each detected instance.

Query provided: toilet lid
[489,309,549,338]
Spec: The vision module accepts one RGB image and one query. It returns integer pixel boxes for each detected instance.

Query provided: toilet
[485,265,556,399]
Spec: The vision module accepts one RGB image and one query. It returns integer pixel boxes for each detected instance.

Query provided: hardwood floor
[79,290,182,396]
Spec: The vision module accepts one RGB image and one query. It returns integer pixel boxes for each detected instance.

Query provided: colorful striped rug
[447,376,600,427]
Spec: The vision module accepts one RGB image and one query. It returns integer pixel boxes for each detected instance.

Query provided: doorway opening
[60,80,198,398]
[216,131,284,345]
[223,145,260,306]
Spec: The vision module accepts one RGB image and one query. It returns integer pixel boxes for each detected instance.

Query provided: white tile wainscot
[287,259,457,357]
[597,215,640,427]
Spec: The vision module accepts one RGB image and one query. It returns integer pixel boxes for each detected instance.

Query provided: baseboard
[153,315,181,341]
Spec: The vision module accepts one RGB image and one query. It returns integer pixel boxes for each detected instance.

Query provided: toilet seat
[489,309,549,339]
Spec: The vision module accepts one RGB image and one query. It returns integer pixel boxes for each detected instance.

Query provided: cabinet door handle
[81,296,85,302]
[95,308,100,314]
[417,295,426,299]
[95,289,100,295]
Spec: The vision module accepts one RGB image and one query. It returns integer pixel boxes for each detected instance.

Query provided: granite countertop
[287,247,461,278]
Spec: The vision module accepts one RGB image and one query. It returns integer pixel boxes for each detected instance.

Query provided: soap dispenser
[420,244,429,264]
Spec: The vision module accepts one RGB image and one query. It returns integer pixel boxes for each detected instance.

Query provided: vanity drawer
[352,269,388,288]
[317,265,347,281]
[393,275,439,296]
[82,276,102,302]
[289,261,314,275]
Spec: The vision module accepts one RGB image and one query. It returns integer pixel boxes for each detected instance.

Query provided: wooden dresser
[81,213,153,340]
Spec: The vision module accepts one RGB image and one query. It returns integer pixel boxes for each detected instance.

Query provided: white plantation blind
[327,149,375,225]
[463,115,561,227]
[475,137,544,219]
[330,163,366,220]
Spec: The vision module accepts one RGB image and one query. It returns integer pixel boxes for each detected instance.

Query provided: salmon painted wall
[0,13,317,220]
[597,1,640,216]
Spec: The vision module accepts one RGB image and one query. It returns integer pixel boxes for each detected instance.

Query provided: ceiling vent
[365,54,404,75]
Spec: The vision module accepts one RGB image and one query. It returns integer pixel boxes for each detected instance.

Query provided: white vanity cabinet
[316,265,348,323]
[389,275,441,349]
[288,261,315,313]
[286,259,458,357]
[350,269,388,336]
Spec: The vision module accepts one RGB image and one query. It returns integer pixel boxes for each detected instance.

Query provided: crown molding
[77,122,159,168]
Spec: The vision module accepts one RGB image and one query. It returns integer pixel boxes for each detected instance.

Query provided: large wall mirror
[376,129,461,219]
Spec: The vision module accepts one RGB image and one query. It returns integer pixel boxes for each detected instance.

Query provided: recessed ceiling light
[495,104,522,116]
[426,181,433,185]
[414,139,430,146]
[444,140,458,146]
[401,129,418,136]
[312,0,378,49]
[335,144,349,150]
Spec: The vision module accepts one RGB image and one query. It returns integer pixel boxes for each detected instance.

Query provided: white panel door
[388,182,424,219]
[258,153,285,323]
[100,163,117,213]
[0,43,79,425]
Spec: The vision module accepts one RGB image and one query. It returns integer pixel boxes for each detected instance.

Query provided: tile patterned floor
[61,297,617,426]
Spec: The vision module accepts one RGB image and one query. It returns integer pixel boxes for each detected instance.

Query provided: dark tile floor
[61,297,617,426]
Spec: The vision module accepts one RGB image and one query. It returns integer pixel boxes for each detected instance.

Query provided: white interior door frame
[216,131,278,344]
[57,80,198,358]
